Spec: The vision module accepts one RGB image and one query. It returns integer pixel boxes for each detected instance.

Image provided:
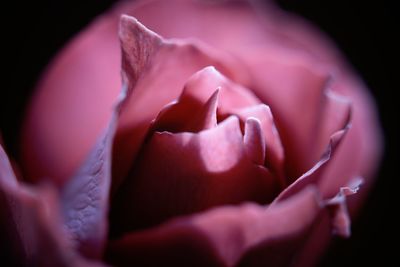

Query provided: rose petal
[150,66,285,181]
[0,145,106,267]
[291,178,363,267]
[274,116,351,202]
[60,111,117,259]
[318,76,383,200]
[235,104,285,185]
[20,7,246,187]
[59,62,129,259]
[150,66,260,133]
[151,87,220,133]
[106,187,331,267]
[325,177,363,237]
[243,118,266,166]
[121,0,382,191]
[112,16,248,193]
[250,60,334,174]
[110,116,279,237]
[21,12,122,184]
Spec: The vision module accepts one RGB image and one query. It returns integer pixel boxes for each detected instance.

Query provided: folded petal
[274,111,351,202]
[318,76,383,200]
[243,118,265,166]
[151,66,285,180]
[120,0,382,194]
[150,66,260,134]
[150,86,220,133]
[106,186,342,267]
[110,115,279,237]
[112,16,249,192]
[235,104,285,185]
[60,105,119,259]
[57,46,132,258]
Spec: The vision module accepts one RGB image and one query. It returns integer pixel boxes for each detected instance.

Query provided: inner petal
[109,116,278,238]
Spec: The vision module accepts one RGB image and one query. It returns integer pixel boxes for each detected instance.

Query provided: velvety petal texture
[12,0,383,267]
[0,145,107,267]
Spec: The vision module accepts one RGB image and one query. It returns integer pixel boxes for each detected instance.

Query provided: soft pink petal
[110,116,279,237]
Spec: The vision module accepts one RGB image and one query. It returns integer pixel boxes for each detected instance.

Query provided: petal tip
[244,117,266,165]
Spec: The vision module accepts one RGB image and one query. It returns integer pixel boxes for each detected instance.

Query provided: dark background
[2,0,398,266]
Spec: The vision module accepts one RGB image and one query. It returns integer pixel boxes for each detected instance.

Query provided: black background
[2,0,398,266]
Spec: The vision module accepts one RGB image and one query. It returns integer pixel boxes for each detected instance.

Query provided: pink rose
[1,0,382,266]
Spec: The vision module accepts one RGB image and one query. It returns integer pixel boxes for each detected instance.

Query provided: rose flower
[1,0,382,266]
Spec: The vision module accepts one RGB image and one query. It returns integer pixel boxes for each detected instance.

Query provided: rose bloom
[1,0,382,266]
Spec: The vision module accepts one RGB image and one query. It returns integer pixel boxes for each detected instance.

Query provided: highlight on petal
[243,117,266,166]
[112,17,249,193]
[148,66,283,179]
[235,104,285,183]
[17,1,382,266]
[114,0,355,180]
[119,0,382,195]
[110,116,279,237]
[187,88,219,131]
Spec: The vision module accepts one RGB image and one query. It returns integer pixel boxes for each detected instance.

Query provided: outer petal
[60,95,121,259]
[21,12,122,184]
[274,109,351,202]
[58,42,132,258]
[107,185,357,267]
[0,145,106,267]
